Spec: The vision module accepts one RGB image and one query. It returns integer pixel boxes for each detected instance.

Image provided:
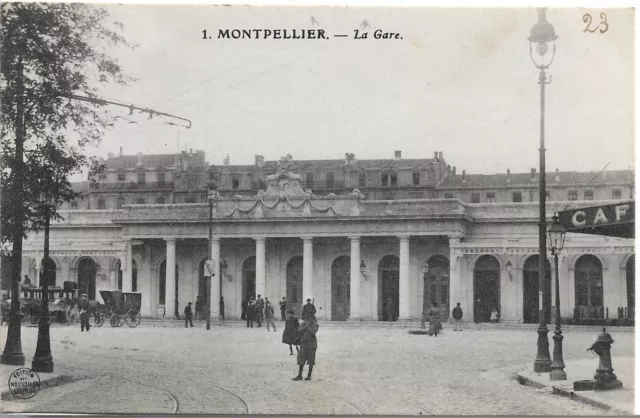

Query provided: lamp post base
[534,325,552,373]
[32,316,54,373]
[1,312,25,366]
[550,327,567,380]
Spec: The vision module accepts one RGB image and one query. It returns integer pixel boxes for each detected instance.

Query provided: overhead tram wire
[560,162,611,212]
[176,43,333,110]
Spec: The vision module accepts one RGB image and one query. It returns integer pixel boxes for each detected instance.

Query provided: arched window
[522,255,551,324]
[40,258,57,287]
[575,255,604,319]
[473,255,500,323]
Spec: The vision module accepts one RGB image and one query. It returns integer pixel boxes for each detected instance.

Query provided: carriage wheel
[116,315,125,327]
[66,306,79,325]
[125,310,141,328]
[91,312,104,328]
[110,314,119,328]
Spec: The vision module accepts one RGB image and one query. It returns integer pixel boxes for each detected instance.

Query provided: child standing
[490,308,499,324]
[282,310,299,355]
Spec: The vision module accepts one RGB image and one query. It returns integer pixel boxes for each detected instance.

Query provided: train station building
[17,149,635,323]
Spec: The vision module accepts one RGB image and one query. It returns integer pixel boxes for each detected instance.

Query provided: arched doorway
[286,256,303,316]
[39,258,57,288]
[522,255,552,324]
[575,255,604,319]
[77,258,97,300]
[331,255,350,321]
[242,256,256,302]
[158,260,179,317]
[473,255,500,323]
[627,255,635,319]
[424,255,450,320]
[378,255,399,321]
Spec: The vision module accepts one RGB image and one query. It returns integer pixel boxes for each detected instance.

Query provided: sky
[78,4,634,177]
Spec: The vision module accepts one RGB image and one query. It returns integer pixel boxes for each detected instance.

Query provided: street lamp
[206,181,218,331]
[529,7,557,373]
[548,213,567,380]
[32,191,54,372]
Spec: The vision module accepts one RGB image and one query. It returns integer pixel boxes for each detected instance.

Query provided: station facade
[19,150,635,322]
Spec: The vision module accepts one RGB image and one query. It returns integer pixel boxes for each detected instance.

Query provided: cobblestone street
[1,322,634,414]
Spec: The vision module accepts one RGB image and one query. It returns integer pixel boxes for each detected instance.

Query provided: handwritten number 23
[583,13,608,34]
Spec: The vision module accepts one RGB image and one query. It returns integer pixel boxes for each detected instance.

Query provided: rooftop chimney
[190,148,193,154]
[394,150,402,160]
[506,168,511,182]
[223,155,230,166]
[136,152,143,166]
[453,166,456,175]
[555,168,560,182]
[434,151,438,161]
[344,152,355,164]
[530,168,536,181]
[255,155,264,168]
[118,146,123,157]
[438,151,443,161]
[462,170,466,183]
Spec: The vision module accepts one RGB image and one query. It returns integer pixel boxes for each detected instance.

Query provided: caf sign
[558,201,635,238]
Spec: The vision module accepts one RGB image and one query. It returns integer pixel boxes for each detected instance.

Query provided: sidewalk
[0,364,71,401]
[516,356,635,415]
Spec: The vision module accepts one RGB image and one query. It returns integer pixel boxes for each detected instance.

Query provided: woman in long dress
[428,301,442,336]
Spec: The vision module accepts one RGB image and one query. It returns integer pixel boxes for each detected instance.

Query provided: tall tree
[1,2,133,365]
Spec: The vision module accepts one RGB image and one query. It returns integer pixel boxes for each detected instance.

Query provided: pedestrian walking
[78,294,91,332]
[280,297,287,321]
[301,298,316,321]
[265,300,277,331]
[220,297,225,320]
[452,302,463,331]
[256,295,264,327]
[246,298,256,328]
[184,301,194,328]
[490,308,499,324]
[427,301,442,337]
[282,310,300,355]
[293,315,319,381]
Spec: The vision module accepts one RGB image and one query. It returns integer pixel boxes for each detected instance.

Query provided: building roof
[439,170,632,189]
[105,150,205,170]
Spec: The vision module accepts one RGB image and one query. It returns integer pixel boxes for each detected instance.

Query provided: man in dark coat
[184,301,194,328]
[246,298,256,328]
[301,298,316,321]
[293,315,319,381]
[78,294,91,332]
[282,310,299,355]
[452,302,463,331]
[279,297,287,321]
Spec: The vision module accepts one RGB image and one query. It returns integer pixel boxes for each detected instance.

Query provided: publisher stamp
[8,368,41,399]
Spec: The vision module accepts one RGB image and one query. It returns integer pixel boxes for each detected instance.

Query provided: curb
[516,372,632,416]
[0,374,74,401]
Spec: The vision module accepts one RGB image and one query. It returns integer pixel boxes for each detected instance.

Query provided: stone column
[165,238,176,318]
[302,237,314,301]
[123,240,133,292]
[210,238,221,319]
[34,257,41,288]
[255,237,266,299]
[398,235,411,320]
[448,237,461,316]
[349,236,361,320]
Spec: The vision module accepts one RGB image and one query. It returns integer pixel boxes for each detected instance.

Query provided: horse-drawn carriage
[3,286,78,325]
[97,290,142,328]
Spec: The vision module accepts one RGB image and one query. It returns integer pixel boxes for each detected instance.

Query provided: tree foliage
[1,2,132,249]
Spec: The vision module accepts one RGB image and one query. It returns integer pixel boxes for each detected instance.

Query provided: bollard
[585,327,623,390]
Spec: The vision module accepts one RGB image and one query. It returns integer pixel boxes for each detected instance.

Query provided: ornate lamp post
[548,213,567,380]
[206,181,218,331]
[32,191,54,372]
[529,7,558,373]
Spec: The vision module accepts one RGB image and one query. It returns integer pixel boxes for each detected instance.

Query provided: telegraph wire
[560,162,611,212]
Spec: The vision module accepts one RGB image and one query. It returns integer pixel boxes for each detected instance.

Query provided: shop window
[359,172,366,187]
[326,172,334,189]
[568,190,578,201]
[97,198,105,209]
[583,190,594,200]
[612,189,622,199]
[471,192,480,203]
[486,192,496,203]
[413,172,420,186]
[512,191,522,202]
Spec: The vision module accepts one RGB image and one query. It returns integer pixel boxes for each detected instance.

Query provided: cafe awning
[557,201,635,239]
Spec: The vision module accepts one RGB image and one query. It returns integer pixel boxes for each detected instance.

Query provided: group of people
[420,302,500,335]
[240,294,278,330]
[281,298,318,381]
